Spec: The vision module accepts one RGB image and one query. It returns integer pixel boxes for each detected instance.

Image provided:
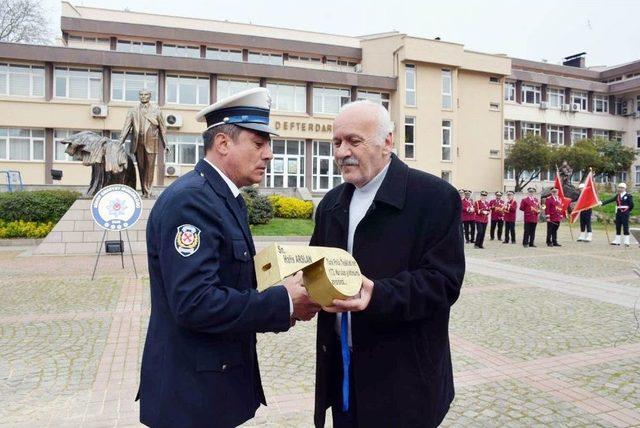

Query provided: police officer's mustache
[338,157,359,166]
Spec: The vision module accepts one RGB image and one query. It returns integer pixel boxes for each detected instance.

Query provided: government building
[0,2,638,194]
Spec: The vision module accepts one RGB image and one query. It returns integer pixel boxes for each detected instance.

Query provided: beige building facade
[0,2,638,194]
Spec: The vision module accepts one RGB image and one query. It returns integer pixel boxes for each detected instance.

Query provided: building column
[565,88,572,106]
[44,128,54,185]
[350,86,358,102]
[242,49,249,62]
[210,73,217,104]
[306,82,313,115]
[158,70,166,106]
[587,128,593,139]
[156,41,162,55]
[200,45,206,59]
[564,126,572,146]
[110,37,117,51]
[587,91,594,112]
[541,84,548,102]
[44,62,53,101]
[609,96,616,115]
[515,81,522,103]
[102,66,111,103]
[260,78,267,88]
[515,121,522,140]
[305,139,313,192]
[541,123,547,142]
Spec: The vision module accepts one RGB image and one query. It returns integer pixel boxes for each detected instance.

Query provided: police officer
[474,191,490,249]
[602,182,634,246]
[489,191,505,241]
[138,88,320,428]
[520,187,540,247]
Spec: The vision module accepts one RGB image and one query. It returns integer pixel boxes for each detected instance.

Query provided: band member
[520,187,540,247]
[601,182,634,246]
[474,191,490,249]
[545,187,563,247]
[489,191,505,241]
[502,191,517,244]
[576,183,593,242]
[462,189,476,244]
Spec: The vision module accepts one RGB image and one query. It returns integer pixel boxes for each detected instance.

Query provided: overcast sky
[41,0,639,68]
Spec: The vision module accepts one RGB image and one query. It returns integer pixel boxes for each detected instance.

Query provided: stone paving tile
[442,379,609,427]
[0,277,121,317]
[450,286,640,361]
[462,271,509,288]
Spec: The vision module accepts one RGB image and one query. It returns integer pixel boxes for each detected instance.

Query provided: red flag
[554,170,572,217]
[570,171,600,223]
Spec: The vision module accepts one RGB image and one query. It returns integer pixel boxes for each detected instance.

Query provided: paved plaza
[1,227,640,427]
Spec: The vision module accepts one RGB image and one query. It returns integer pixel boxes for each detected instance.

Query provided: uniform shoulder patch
[175,224,201,257]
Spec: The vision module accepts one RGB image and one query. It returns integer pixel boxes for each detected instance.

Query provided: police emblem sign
[91,185,143,231]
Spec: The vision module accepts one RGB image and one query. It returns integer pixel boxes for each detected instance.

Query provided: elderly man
[310,100,465,427]
[138,88,320,428]
[602,182,634,246]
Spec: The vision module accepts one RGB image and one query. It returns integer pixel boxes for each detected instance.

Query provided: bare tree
[0,0,51,44]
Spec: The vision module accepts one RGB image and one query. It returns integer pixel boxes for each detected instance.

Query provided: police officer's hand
[322,275,374,313]
[282,271,321,322]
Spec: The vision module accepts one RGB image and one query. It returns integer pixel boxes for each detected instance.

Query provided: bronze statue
[63,131,136,197]
[118,89,167,198]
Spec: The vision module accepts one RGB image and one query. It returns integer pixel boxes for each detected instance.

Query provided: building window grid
[266,82,306,113]
[356,90,390,111]
[593,94,609,113]
[547,88,565,108]
[205,48,242,62]
[593,129,609,140]
[504,121,516,141]
[571,91,588,111]
[0,63,44,97]
[504,81,515,102]
[166,75,209,106]
[54,67,103,100]
[0,128,45,161]
[635,166,640,185]
[116,40,156,54]
[441,69,452,109]
[162,44,200,58]
[68,35,110,50]
[248,51,283,66]
[441,120,452,161]
[53,129,83,162]
[312,87,351,115]
[547,125,564,145]
[217,78,260,100]
[571,128,588,144]
[404,116,415,159]
[522,122,541,136]
[111,71,158,102]
[521,84,541,105]
[165,133,204,165]
[405,64,416,106]
[266,140,305,188]
[312,140,343,191]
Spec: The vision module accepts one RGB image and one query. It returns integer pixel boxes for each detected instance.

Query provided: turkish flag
[570,171,600,223]
[554,171,572,218]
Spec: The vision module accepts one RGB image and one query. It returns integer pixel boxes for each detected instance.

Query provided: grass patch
[250,218,314,236]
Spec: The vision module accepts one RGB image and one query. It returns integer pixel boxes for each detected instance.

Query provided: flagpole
[603,217,611,244]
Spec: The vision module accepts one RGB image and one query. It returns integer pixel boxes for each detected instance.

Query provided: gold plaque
[254,244,362,306]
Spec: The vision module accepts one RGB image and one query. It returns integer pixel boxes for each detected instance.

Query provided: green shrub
[241,187,274,225]
[268,195,314,219]
[0,220,54,239]
[0,190,80,223]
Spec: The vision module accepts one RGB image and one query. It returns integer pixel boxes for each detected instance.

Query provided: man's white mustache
[338,157,359,166]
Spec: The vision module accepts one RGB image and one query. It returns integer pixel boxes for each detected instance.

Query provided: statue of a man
[559,160,573,186]
[119,89,167,198]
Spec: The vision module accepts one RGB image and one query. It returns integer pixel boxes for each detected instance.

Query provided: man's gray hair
[340,100,393,145]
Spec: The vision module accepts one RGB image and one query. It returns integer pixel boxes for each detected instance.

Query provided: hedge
[241,187,274,225]
[268,195,314,219]
[0,190,80,223]
[0,220,54,239]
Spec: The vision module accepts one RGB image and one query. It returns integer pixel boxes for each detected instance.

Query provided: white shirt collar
[620,191,627,197]
[204,158,241,198]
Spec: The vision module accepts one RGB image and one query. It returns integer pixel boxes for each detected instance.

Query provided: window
[405,64,416,106]
[111,71,158,102]
[205,48,242,62]
[490,102,500,110]
[53,129,82,162]
[0,63,44,97]
[110,131,132,154]
[312,87,350,115]
[593,129,609,140]
[490,149,500,158]
[593,94,609,113]
[441,171,451,182]
[504,81,515,102]
[166,75,209,105]
[504,167,515,180]
[612,131,624,143]
[165,133,204,165]
[571,128,588,144]
[54,67,102,100]
[637,95,640,113]
[0,128,45,161]
[489,76,500,83]
[216,78,259,100]
[504,121,515,141]
[637,131,640,149]
[67,35,110,50]
[521,84,541,104]
[266,140,305,188]
[441,69,452,109]
[163,44,200,58]
[248,51,283,66]
[441,120,452,161]
[266,82,306,113]
[522,122,541,136]
[571,90,588,111]
[547,125,564,145]
[404,117,415,159]
[357,90,390,110]
[547,88,565,108]
[312,140,342,191]
[635,166,640,185]
[325,58,357,71]
[286,55,322,64]
[116,40,156,54]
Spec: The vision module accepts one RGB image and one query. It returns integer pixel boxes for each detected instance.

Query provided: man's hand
[282,271,321,321]
[322,276,374,313]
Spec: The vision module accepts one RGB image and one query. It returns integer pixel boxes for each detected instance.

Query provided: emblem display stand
[91,229,139,280]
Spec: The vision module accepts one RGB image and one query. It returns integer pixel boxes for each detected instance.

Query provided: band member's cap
[506,190,514,195]
[480,191,488,196]
[495,191,503,197]
[527,187,536,193]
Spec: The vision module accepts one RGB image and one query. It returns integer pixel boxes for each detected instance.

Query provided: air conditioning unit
[165,113,183,128]
[570,103,580,112]
[539,101,548,110]
[91,104,108,118]
[165,164,180,177]
[561,104,570,111]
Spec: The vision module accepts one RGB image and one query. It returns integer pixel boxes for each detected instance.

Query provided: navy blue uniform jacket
[138,159,291,428]
[310,155,465,427]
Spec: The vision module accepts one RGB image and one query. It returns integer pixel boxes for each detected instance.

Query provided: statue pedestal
[33,198,155,256]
